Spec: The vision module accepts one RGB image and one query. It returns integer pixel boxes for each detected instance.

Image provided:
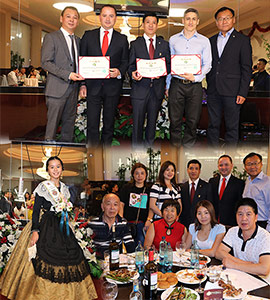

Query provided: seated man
[89,193,135,258]
[216,197,270,276]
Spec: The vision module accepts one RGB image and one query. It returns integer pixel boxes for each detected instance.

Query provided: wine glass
[207,265,222,283]
[175,241,186,262]
[101,281,118,300]
[194,263,206,294]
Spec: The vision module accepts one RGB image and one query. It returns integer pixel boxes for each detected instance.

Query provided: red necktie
[149,38,154,60]
[190,182,195,203]
[102,31,109,56]
[219,178,226,200]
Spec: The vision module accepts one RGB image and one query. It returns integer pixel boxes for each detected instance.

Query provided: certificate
[136,57,167,78]
[79,56,110,79]
[171,54,202,75]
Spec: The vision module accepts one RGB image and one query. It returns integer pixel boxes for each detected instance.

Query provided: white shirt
[218,174,231,194]
[100,27,113,49]
[143,33,156,54]
[60,27,78,72]
[188,178,200,193]
[7,71,18,86]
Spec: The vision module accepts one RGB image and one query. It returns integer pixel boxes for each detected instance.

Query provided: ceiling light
[53,1,93,13]
[169,8,186,17]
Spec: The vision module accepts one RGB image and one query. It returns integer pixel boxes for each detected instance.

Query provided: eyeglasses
[245,161,261,167]
[217,16,233,22]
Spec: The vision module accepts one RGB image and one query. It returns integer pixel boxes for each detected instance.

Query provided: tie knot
[104,31,109,35]
[69,34,74,39]
[149,38,153,42]
[222,178,226,183]
[192,182,195,187]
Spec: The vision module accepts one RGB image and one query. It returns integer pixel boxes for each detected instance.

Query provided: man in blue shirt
[242,152,270,231]
[167,8,212,148]
[206,7,252,146]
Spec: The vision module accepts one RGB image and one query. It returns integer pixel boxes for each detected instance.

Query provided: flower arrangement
[53,193,73,215]
[0,213,23,274]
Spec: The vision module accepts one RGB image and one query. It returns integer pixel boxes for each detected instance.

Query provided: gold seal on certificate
[79,56,110,79]
[171,54,202,75]
[136,58,167,78]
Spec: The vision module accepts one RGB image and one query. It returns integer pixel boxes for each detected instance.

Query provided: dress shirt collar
[220,173,231,183]
[179,29,198,39]
[60,27,74,37]
[248,171,264,182]
[218,27,234,38]
[100,27,113,36]
[143,33,156,43]
[188,178,199,188]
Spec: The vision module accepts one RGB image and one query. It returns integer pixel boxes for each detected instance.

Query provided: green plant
[261,35,270,61]
[147,148,161,182]
[10,51,25,69]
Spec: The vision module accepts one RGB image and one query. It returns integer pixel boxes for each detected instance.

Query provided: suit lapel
[212,34,219,59]
[219,29,237,59]
[58,30,71,60]
[154,37,162,59]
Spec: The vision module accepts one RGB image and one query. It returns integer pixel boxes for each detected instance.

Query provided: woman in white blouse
[186,200,226,257]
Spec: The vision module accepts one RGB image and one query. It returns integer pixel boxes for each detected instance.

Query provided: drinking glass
[101,281,118,300]
[194,263,206,294]
[207,266,222,283]
[175,241,186,261]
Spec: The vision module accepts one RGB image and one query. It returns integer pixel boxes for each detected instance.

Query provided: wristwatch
[147,218,153,223]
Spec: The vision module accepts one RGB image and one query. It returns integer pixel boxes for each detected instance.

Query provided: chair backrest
[0,75,8,86]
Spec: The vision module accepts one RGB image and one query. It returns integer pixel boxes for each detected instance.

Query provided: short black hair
[143,12,159,23]
[187,159,201,169]
[61,6,80,19]
[235,198,258,215]
[46,156,64,172]
[184,8,199,18]
[218,154,232,164]
[258,58,267,65]
[243,152,262,165]
[161,199,181,215]
[214,7,235,20]
[100,4,117,15]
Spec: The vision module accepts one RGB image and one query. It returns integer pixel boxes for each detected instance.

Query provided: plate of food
[105,268,138,284]
[218,279,247,299]
[157,272,178,291]
[173,252,211,267]
[161,286,199,300]
[176,269,207,284]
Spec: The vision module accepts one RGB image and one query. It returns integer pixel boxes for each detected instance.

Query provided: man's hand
[222,256,236,269]
[132,70,142,81]
[80,85,87,98]
[30,231,39,246]
[109,68,120,78]
[165,89,169,98]
[70,72,84,81]
[180,73,195,82]
[236,95,246,104]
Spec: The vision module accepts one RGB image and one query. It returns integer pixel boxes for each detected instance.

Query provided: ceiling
[1,0,269,40]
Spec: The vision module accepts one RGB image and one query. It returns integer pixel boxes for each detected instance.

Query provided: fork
[226,274,232,285]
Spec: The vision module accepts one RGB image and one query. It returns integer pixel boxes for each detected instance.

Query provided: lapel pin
[198,195,201,198]
[159,52,162,56]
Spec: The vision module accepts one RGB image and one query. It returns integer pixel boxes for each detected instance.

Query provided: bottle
[129,279,143,300]
[165,242,173,272]
[144,247,158,300]
[135,241,144,274]
[159,236,167,267]
[190,240,200,267]
[109,224,119,271]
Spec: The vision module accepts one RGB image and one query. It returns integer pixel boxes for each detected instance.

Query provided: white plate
[223,290,247,300]
[176,269,207,284]
[105,270,139,285]
[161,286,200,300]
[173,252,211,267]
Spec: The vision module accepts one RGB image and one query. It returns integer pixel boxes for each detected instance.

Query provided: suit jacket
[128,36,171,100]
[179,179,208,228]
[207,174,245,226]
[0,197,12,215]
[41,30,80,98]
[206,29,252,98]
[80,28,129,97]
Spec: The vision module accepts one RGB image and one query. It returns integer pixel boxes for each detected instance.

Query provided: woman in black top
[119,162,150,245]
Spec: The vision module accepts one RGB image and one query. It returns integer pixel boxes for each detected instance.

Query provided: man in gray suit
[41,6,84,142]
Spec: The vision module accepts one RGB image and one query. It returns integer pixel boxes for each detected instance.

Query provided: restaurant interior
[0,0,270,299]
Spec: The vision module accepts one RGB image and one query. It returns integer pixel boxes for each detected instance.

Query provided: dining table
[92,254,270,300]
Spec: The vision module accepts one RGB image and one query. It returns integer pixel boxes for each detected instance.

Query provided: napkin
[28,244,37,261]
[204,281,223,300]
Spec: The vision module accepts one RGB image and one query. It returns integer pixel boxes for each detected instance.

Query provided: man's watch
[147,218,153,223]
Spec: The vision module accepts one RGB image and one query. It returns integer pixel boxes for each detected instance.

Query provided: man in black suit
[128,12,170,147]
[0,191,12,215]
[208,155,245,226]
[252,58,270,91]
[206,7,252,146]
[80,5,129,146]
[179,159,208,228]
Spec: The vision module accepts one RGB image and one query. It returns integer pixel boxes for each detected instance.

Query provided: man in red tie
[179,159,208,228]
[128,12,171,147]
[208,155,245,226]
[80,5,129,146]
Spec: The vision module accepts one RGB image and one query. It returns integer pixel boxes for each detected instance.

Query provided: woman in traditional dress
[0,156,97,300]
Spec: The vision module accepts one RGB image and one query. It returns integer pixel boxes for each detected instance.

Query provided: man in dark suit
[80,5,129,146]
[208,155,245,226]
[128,12,170,147]
[206,7,252,146]
[179,159,208,228]
[0,191,12,215]
[252,58,270,91]
[41,6,83,142]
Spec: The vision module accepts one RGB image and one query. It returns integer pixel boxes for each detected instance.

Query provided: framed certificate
[79,56,110,79]
[171,54,202,75]
[136,57,167,78]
